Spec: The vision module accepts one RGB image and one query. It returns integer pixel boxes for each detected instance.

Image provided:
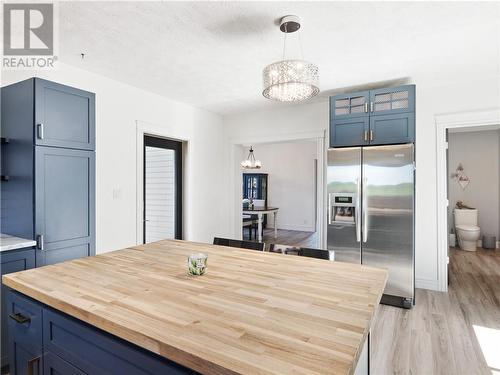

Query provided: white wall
[2,63,230,253]
[448,129,500,240]
[248,141,317,232]
[224,73,500,291]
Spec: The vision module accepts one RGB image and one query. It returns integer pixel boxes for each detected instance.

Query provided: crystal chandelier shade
[262,15,320,102]
[262,60,319,102]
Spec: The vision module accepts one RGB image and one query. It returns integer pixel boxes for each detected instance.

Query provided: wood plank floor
[371,247,500,375]
[242,228,318,248]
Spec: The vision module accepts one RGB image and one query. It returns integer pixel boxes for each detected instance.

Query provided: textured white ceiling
[59,2,500,115]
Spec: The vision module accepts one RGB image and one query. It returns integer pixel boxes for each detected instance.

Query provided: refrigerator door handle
[328,194,332,225]
[362,177,368,243]
[355,178,361,242]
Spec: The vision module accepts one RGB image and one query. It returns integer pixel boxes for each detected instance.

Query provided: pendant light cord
[281,23,304,61]
[298,29,304,60]
[282,25,287,60]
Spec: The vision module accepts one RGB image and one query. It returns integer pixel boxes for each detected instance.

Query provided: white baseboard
[415,278,440,291]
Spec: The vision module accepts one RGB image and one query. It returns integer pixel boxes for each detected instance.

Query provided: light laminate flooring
[372,247,500,375]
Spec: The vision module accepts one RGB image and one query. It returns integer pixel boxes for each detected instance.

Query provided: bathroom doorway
[445,125,500,288]
[436,110,500,292]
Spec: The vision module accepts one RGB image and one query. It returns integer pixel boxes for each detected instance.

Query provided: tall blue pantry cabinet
[1,78,95,267]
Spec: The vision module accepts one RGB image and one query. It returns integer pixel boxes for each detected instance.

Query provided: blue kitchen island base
[6,290,196,375]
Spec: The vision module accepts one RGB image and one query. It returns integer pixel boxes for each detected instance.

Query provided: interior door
[143,135,182,243]
[326,148,362,263]
[35,146,95,266]
[362,144,414,298]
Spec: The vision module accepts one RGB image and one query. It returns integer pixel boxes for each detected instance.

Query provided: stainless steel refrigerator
[327,144,414,308]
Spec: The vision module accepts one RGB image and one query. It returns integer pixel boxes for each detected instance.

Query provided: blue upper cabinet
[330,85,415,147]
[369,85,415,117]
[330,91,370,120]
[330,116,369,148]
[329,91,370,147]
[34,78,95,151]
[369,112,415,145]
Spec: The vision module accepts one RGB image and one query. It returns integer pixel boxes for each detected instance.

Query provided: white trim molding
[435,108,500,292]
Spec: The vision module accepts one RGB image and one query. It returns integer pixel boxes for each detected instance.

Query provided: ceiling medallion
[262,15,320,102]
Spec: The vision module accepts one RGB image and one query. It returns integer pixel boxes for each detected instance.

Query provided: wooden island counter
[3,240,387,375]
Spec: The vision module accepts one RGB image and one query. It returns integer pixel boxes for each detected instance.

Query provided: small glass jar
[188,253,208,276]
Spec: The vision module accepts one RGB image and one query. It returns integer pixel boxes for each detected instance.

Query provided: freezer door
[327,148,362,263]
[362,144,414,298]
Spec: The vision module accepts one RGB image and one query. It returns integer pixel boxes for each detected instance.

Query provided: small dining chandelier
[241,146,262,169]
[262,15,319,102]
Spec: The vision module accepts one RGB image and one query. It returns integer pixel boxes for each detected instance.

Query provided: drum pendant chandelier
[262,15,320,102]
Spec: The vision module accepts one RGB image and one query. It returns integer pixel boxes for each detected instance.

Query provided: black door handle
[9,312,31,324]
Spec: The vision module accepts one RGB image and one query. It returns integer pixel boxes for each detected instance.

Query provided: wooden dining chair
[213,237,265,251]
[242,215,257,240]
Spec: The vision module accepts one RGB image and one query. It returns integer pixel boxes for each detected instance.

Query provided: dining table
[242,206,279,242]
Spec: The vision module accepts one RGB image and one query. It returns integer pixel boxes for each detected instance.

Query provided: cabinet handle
[27,355,40,375]
[364,102,368,113]
[36,123,44,139]
[9,312,31,324]
[36,234,44,251]
[370,130,374,141]
[370,102,374,112]
[363,130,369,142]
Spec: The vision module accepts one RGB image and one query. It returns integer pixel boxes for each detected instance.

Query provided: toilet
[454,209,481,251]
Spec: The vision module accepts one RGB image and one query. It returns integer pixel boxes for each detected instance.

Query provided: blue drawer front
[43,308,192,375]
[6,291,43,353]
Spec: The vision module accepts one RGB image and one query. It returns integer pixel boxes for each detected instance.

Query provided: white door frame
[435,108,500,292]
[229,130,326,247]
[135,120,189,245]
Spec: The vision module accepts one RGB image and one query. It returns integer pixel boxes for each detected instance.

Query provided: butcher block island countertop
[3,240,387,375]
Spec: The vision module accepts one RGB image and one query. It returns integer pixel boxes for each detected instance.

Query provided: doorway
[143,135,182,243]
[446,126,499,274]
[238,140,321,248]
[435,109,500,291]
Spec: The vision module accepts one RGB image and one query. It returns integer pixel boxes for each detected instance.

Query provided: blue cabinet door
[330,91,370,120]
[35,147,95,266]
[369,112,415,145]
[6,290,42,375]
[43,308,192,375]
[44,352,86,375]
[330,116,370,147]
[0,249,35,367]
[34,78,95,151]
[8,340,41,375]
[369,85,415,117]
